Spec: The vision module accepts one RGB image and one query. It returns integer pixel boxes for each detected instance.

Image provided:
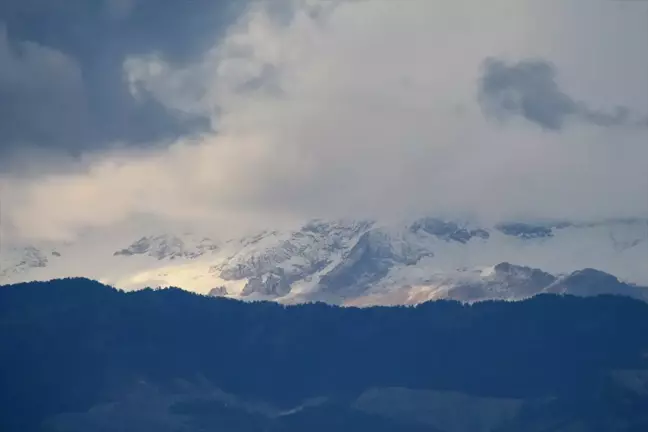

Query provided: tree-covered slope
[1,278,647,431]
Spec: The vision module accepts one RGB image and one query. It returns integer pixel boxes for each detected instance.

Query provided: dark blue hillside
[1,278,648,431]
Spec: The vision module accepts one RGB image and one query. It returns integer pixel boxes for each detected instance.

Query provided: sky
[1,0,647,242]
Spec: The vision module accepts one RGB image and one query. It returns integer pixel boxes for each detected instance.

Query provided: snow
[1,217,647,305]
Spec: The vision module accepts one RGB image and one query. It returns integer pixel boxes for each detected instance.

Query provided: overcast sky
[1,0,647,241]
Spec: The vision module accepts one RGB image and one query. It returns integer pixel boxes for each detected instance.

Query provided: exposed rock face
[241,269,291,297]
[219,219,373,287]
[410,217,490,243]
[446,262,557,302]
[1,246,61,279]
[496,222,554,239]
[113,235,219,260]
[318,228,432,296]
[19,246,50,269]
[208,286,229,297]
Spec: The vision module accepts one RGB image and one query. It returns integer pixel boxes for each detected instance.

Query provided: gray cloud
[2,0,648,242]
[0,27,89,155]
[0,0,249,170]
[478,58,646,130]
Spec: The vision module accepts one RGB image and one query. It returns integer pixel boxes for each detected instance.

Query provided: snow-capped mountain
[544,267,648,300]
[113,234,219,260]
[338,262,648,307]
[214,219,373,297]
[1,217,647,306]
[0,245,62,279]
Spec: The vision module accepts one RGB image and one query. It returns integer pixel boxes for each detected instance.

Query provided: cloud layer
[479,58,647,130]
[0,0,248,168]
[2,0,648,241]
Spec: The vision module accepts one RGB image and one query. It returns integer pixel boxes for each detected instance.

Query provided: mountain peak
[0,245,62,279]
[544,268,648,301]
[3,217,647,305]
[113,234,219,260]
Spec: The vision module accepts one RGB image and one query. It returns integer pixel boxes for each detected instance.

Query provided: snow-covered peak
[0,245,62,280]
[217,219,372,283]
[2,217,647,306]
[113,234,219,260]
[443,262,558,302]
[544,268,648,301]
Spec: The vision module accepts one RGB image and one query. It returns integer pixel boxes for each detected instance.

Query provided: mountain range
[1,217,647,305]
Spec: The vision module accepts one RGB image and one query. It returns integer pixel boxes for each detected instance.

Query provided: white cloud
[3,0,648,241]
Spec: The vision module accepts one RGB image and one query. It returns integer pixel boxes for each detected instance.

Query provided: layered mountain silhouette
[1,278,648,431]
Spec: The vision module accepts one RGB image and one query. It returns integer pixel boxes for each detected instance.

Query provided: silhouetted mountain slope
[1,278,648,431]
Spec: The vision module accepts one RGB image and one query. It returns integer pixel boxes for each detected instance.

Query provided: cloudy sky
[1,0,647,241]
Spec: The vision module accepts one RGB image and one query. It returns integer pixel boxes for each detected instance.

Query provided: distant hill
[1,278,648,431]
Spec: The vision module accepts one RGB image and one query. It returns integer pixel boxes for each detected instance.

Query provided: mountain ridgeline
[2,217,647,306]
[1,278,648,431]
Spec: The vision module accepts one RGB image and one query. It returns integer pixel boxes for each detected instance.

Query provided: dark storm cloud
[0,27,89,153]
[0,0,249,167]
[478,58,646,131]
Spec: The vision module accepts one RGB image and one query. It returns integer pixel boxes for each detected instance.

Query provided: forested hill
[2,278,648,432]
